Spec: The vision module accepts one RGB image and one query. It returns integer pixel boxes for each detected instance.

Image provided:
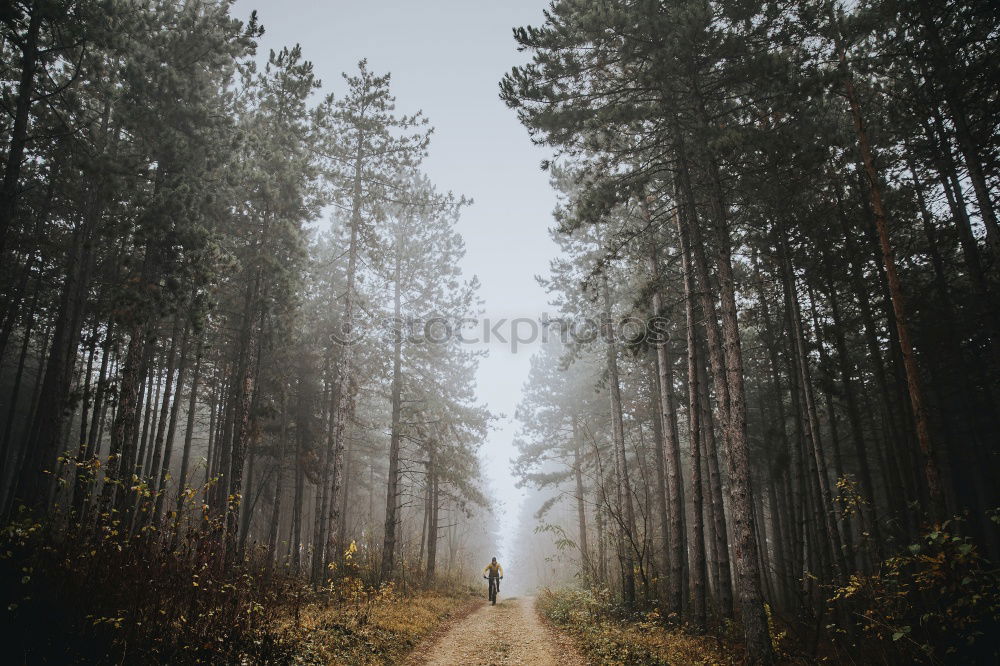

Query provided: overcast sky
[231,0,558,564]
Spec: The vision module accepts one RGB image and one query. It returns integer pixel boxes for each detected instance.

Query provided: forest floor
[406,595,588,666]
[534,588,746,665]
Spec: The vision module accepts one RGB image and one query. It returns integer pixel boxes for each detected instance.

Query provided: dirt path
[406,596,587,666]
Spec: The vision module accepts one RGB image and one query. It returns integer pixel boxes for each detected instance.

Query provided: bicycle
[483,575,502,605]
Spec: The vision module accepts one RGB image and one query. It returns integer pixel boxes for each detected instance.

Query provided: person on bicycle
[482,557,503,600]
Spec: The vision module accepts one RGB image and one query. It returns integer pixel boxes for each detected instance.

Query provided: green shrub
[833,518,1000,664]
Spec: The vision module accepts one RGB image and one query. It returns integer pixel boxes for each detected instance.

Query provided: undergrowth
[831,517,1000,664]
[537,587,741,665]
[0,508,472,664]
[538,517,1000,665]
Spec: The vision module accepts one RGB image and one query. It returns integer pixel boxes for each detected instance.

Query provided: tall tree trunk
[2,323,50,517]
[784,290,831,591]
[425,440,439,582]
[695,355,721,597]
[381,230,405,582]
[70,325,98,515]
[0,1,42,260]
[687,74,774,660]
[311,357,334,584]
[418,464,430,572]
[766,478,790,607]
[572,417,591,581]
[679,218,707,630]
[238,445,257,552]
[602,272,637,607]
[0,188,49,364]
[0,255,35,367]
[648,238,684,618]
[701,367,733,615]
[102,291,156,516]
[0,285,39,487]
[649,372,674,605]
[806,283,857,567]
[75,323,114,518]
[326,140,365,568]
[20,223,96,509]
[834,28,945,517]
[170,336,202,547]
[817,264,881,552]
[674,133,736,616]
[153,322,191,523]
[336,424,353,549]
[225,263,263,564]
[148,316,183,499]
[138,363,160,480]
[912,3,1000,253]
[204,373,219,487]
[672,129,732,443]
[291,375,306,572]
[749,253,803,601]
[267,401,287,572]
[834,197,910,523]
[779,242,846,579]
[710,203,770,658]
[212,355,237,515]
[18,92,115,511]
[596,471,608,586]
[920,113,990,297]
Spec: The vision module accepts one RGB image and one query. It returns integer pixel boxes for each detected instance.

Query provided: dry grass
[536,587,740,666]
[281,585,475,665]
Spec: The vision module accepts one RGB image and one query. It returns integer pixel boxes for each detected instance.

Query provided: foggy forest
[0,0,998,664]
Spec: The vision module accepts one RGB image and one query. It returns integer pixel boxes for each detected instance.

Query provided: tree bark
[291,374,306,572]
[381,226,405,582]
[170,335,202,546]
[817,260,881,552]
[0,284,39,489]
[602,272,637,607]
[153,322,191,523]
[647,237,684,618]
[137,362,160,481]
[674,133,736,616]
[679,214,707,629]
[267,400,287,572]
[311,356,334,584]
[2,323,50,517]
[779,243,847,579]
[101,292,156,515]
[148,317,183,500]
[426,440,439,581]
[225,264,264,564]
[834,31,946,517]
[572,417,591,581]
[686,73,774,659]
[326,139,365,570]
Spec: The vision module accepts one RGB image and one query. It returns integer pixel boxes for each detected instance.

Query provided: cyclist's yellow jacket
[483,562,503,578]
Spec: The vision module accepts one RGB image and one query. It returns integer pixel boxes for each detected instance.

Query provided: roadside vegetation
[537,588,741,666]
[535,517,1000,665]
[1,508,475,664]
